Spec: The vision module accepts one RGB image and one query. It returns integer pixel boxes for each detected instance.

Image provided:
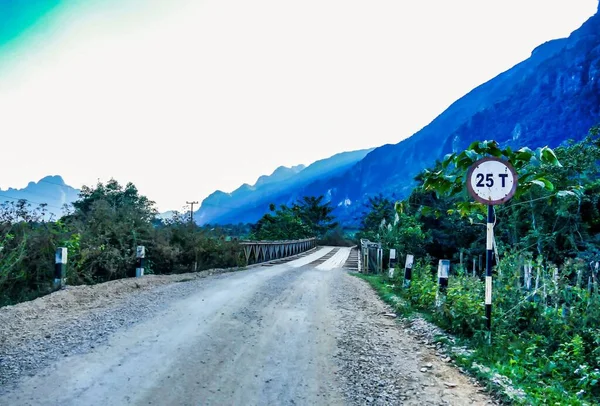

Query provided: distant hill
[0,176,80,219]
[195,149,374,225]
[200,7,600,227]
[292,7,600,225]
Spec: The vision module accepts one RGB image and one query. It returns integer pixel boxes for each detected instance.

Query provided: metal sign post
[467,157,518,344]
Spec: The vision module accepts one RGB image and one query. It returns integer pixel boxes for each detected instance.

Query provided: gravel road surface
[0,247,492,405]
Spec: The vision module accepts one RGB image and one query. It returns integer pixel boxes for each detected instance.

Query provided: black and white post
[485,205,494,337]
[438,259,450,292]
[54,247,67,290]
[436,259,450,307]
[467,156,518,345]
[404,254,414,288]
[388,248,397,278]
[136,246,145,277]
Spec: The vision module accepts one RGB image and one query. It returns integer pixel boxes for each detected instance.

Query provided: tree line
[0,181,345,306]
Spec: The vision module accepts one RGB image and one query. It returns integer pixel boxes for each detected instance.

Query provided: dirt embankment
[0,269,234,350]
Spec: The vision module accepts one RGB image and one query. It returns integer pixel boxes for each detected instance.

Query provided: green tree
[65,179,157,282]
[251,203,312,240]
[359,194,395,234]
[293,196,338,239]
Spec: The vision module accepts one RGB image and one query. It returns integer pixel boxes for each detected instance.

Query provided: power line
[0,194,64,210]
[186,201,199,223]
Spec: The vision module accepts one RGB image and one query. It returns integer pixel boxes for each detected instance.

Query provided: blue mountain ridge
[195,149,374,225]
[202,7,600,226]
[0,175,80,218]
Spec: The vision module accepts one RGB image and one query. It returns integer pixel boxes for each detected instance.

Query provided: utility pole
[186,201,199,224]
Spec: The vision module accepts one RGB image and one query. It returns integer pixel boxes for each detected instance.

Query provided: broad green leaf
[540,146,562,167]
[442,153,456,169]
[530,178,554,191]
[488,144,503,157]
[515,147,534,162]
[465,149,479,160]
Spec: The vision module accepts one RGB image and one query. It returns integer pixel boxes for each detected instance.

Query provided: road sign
[467,157,518,205]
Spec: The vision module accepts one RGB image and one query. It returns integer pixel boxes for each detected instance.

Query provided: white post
[388,249,397,278]
[136,246,145,277]
[54,247,68,290]
[404,254,414,287]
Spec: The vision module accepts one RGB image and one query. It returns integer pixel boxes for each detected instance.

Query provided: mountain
[198,7,600,226]
[0,176,80,218]
[196,149,374,225]
[302,7,600,224]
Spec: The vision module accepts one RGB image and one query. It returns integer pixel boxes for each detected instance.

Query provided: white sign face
[467,157,518,205]
[405,254,414,269]
[389,249,396,260]
[136,246,146,258]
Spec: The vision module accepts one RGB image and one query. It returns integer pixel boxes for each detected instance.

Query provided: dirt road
[0,247,492,405]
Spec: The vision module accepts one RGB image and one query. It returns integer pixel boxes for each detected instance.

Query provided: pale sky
[0,0,597,211]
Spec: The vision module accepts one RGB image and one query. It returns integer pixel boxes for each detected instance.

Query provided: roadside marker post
[388,249,397,278]
[467,157,518,344]
[136,246,146,277]
[435,259,450,307]
[54,247,68,290]
[438,260,450,292]
[404,254,414,287]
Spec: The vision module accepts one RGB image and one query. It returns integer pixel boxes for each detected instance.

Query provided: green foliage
[359,194,396,234]
[359,126,600,403]
[0,180,243,307]
[357,195,430,256]
[251,195,338,241]
[294,196,339,239]
[318,226,354,247]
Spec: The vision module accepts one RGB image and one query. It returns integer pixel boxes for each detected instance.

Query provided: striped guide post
[485,205,494,337]
[388,248,397,278]
[404,254,414,288]
[136,246,145,277]
[436,259,450,308]
[54,247,68,290]
[438,259,450,292]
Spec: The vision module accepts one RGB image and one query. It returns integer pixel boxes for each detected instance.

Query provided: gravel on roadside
[0,268,236,391]
[330,271,496,406]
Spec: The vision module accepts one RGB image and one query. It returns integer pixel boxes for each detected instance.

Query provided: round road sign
[467,157,518,205]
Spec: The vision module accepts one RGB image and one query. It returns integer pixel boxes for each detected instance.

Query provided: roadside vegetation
[0,181,244,307]
[357,126,600,404]
[251,195,351,245]
[0,177,344,306]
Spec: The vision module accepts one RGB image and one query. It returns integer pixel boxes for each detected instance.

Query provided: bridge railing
[239,238,317,265]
